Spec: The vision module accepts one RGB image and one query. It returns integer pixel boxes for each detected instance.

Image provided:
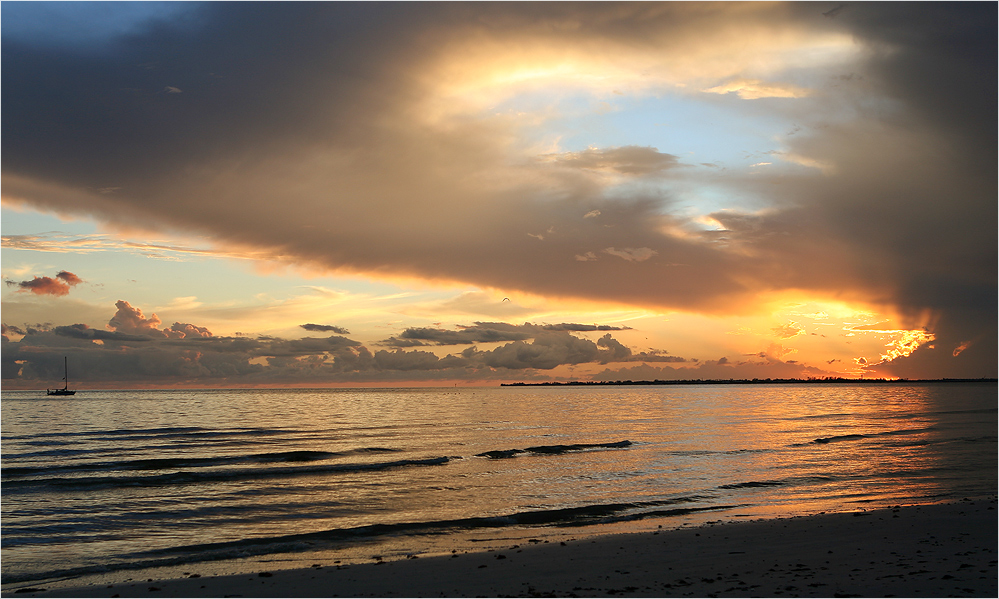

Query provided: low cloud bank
[3,301,831,387]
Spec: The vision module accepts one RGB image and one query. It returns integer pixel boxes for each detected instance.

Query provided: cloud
[2,324,27,337]
[300,323,351,334]
[380,321,629,348]
[542,323,630,332]
[170,322,213,338]
[702,78,812,100]
[54,323,150,342]
[382,324,532,347]
[952,341,971,357]
[2,301,680,385]
[603,247,658,262]
[2,2,994,378]
[5,270,83,296]
[593,357,832,382]
[771,323,804,339]
[3,300,664,386]
[541,146,681,175]
[108,300,213,339]
[0,233,293,264]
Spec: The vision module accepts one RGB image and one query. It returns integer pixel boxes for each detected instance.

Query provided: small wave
[475,440,632,459]
[137,495,722,557]
[808,427,934,445]
[2,426,207,441]
[813,433,868,444]
[1,447,402,479]
[718,480,784,489]
[2,496,737,585]
[7,427,293,447]
[1,456,451,492]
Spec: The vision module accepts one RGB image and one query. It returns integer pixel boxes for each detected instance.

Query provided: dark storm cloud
[3,2,994,377]
[799,1,997,377]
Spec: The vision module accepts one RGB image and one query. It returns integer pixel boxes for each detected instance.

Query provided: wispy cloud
[1,233,295,264]
[702,78,812,100]
[603,247,657,262]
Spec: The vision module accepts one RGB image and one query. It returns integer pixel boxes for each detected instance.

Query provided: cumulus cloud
[2,2,994,377]
[108,300,213,339]
[5,270,83,296]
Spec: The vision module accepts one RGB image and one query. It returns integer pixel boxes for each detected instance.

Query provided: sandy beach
[4,499,995,598]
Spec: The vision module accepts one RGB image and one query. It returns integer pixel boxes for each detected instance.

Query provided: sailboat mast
[64,356,69,390]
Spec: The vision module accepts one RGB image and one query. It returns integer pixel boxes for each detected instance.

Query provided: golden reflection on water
[2,383,994,584]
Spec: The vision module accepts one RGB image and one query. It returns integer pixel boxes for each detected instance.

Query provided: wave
[1,456,451,492]
[4,439,635,491]
[812,433,869,444]
[475,440,632,459]
[1,447,401,479]
[1,496,738,585]
[718,480,784,489]
[7,426,293,447]
[2,426,208,441]
[718,476,833,490]
[800,427,935,446]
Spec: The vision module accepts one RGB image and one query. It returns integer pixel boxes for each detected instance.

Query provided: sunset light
[2,4,995,597]
[2,2,994,385]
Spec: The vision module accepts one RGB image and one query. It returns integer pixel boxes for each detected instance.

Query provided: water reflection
[2,383,995,583]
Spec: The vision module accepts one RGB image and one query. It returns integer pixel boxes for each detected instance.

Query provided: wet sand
[4,499,996,598]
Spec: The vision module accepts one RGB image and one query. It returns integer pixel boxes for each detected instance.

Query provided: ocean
[2,382,995,589]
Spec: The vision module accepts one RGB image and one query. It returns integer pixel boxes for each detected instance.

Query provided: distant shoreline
[501,377,997,386]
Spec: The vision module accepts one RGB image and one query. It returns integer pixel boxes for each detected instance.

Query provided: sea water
[2,383,995,588]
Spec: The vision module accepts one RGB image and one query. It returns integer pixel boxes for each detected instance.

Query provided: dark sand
[4,499,996,597]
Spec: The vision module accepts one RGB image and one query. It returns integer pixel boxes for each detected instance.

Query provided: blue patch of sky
[555,92,791,168]
[497,88,793,216]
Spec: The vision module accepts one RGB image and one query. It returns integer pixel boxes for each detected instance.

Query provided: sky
[2,1,995,388]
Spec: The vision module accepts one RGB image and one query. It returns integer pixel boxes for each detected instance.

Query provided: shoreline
[5,498,995,598]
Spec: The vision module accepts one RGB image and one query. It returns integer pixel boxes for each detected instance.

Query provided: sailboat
[47,356,77,396]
